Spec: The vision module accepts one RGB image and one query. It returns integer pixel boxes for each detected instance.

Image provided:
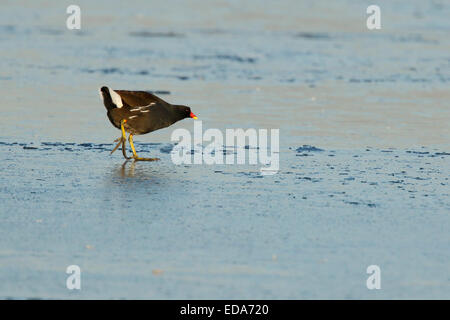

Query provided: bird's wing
[115,90,168,108]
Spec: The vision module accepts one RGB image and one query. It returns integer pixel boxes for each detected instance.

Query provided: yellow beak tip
[193,116,198,119]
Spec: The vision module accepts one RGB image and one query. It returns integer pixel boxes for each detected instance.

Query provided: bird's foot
[110,136,125,155]
[133,156,160,162]
[110,136,132,160]
[127,133,160,162]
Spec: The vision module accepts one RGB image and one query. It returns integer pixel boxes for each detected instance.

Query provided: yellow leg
[110,120,131,160]
[128,134,160,161]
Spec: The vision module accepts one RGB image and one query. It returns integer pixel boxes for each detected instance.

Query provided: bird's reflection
[102,161,168,209]
[110,160,165,184]
[120,159,135,177]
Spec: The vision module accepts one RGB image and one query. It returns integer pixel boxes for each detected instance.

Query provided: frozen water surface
[0,0,449,299]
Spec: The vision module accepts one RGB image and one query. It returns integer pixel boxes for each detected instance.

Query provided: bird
[99,86,198,161]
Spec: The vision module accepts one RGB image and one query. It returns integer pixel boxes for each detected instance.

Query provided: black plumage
[99,86,197,161]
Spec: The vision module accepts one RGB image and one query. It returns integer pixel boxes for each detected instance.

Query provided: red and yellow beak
[190,112,198,120]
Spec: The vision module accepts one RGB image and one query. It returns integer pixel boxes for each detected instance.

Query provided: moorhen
[99,86,197,161]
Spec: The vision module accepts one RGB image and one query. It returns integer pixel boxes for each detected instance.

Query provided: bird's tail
[99,86,123,111]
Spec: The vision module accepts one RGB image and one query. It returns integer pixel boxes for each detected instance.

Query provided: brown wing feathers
[115,90,167,108]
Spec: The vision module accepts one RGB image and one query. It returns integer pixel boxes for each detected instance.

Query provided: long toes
[133,157,160,162]
[110,142,122,155]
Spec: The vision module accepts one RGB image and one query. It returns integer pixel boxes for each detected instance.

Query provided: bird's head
[177,105,198,119]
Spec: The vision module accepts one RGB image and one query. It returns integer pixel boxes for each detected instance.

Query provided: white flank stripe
[129,115,138,119]
[130,108,140,112]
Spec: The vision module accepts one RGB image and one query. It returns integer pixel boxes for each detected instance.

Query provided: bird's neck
[102,93,117,111]
[171,105,189,121]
